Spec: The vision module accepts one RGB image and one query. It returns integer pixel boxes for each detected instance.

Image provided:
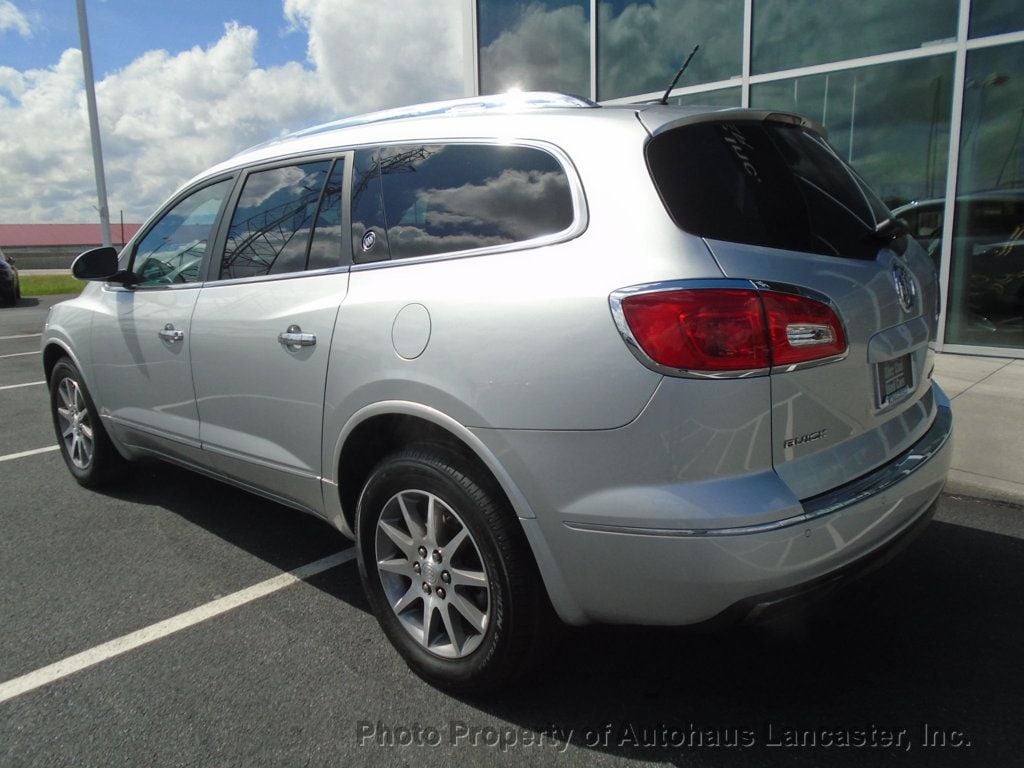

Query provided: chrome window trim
[608,278,850,379]
[564,401,951,538]
[191,264,351,290]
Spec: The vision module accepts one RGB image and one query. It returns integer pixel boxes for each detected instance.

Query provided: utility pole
[75,0,111,247]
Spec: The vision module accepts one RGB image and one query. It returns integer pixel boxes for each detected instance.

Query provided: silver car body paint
[43,95,953,627]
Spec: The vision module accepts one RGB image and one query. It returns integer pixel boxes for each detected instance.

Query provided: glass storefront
[751,0,957,73]
[969,0,1024,38]
[474,0,1024,354]
[668,87,742,109]
[478,0,590,96]
[596,0,743,101]
[944,42,1024,349]
[751,56,954,209]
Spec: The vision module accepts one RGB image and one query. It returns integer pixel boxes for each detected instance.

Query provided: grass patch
[20,274,84,297]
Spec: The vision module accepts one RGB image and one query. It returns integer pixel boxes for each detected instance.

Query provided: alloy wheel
[374,489,491,659]
[55,376,94,470]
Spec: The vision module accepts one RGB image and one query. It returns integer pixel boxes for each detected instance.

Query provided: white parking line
[0,548,356,704]
[0,381,45,391]
[0,333,42,341]
[0,446,60,463]
[0,351,40,359]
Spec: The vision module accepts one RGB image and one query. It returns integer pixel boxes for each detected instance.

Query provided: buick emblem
[361,230,377,252]
[892,263,916,313]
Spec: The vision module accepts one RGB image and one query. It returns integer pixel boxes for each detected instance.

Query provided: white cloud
[0,0,30,38]
[283,0,466,115]
[0,2,468,224]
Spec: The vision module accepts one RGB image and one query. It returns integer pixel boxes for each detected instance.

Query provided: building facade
[468,0,1024,357]
[0,224,141,270]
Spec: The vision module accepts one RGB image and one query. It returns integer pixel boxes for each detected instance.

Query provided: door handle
[278,325,317,349]
[159,324,184,343]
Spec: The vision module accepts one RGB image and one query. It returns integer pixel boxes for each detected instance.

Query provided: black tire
[49,357,124,487]
[355,444,553,691]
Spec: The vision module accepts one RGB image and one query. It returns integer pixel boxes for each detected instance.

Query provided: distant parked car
[43,93,952,691]
[894,189,1024,339]
[0,246,20,306]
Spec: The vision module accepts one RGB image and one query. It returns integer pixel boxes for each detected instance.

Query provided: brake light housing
[611,281,846,376]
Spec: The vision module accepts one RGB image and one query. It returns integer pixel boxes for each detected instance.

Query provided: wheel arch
[330,402,537,539]
[327,401,587,625]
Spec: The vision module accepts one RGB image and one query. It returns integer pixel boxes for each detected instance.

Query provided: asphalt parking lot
[2,295,1023,767]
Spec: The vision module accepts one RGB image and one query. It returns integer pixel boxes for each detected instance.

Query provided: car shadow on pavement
[450,519,1023,767]
[98,466,1021,766]
[3,297,40,308]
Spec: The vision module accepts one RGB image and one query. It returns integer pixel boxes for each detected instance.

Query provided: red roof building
[0,223,143,270]
[0,223,142,248]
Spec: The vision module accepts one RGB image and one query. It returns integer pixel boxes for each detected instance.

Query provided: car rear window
[645,120,892,260]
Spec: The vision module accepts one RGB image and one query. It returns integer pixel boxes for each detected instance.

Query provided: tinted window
[308,158,349,270]
[351,149,390,262]
[646,121,892,260]
[378,144,574,261]
[132,178,232,287]
[221,161,330,280]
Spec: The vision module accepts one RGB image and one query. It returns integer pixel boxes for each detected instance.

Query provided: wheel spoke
[378,557,415,578]
[59,380,75,410]
[425,495,439,547]
[439,604,462,654]
[80,423,94,440]
[445,527,468,555]
[61,423,74,439]
[421,599,435,648]
[450,592,487,634]
[397,493,424,542]
[378,519,416,560]
[450,567,487,589]
[392,583,421,614]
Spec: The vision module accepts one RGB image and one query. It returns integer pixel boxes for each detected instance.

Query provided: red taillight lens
[618,287,845,372]
[620,289,770,371]
[761,291,847,366]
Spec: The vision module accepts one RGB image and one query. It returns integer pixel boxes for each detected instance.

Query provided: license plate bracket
[876,354,914,407]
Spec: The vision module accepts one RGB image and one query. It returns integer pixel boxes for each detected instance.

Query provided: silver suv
[44,93,952,690]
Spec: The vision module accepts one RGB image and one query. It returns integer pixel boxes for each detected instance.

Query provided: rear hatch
[641,109,941,499]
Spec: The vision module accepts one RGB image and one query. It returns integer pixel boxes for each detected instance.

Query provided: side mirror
[71,246,138,285]
[6,255,14,266]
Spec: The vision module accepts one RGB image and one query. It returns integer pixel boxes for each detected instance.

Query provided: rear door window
[374,143,575,261]
[220,160,331,279]
[646,121,892,260]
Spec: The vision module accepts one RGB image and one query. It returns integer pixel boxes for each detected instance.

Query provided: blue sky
[0,0,473,223]
[1,0,307,75]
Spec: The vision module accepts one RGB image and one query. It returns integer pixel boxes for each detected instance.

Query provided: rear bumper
[511,390,952,626]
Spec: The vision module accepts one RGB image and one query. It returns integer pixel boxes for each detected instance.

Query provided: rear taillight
[760,291,847,366]
[617,287,845,373]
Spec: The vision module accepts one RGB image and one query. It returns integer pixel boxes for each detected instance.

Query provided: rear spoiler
[636,107,828,140]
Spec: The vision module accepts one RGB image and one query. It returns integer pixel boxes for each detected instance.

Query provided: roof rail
[242,92,597,155]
